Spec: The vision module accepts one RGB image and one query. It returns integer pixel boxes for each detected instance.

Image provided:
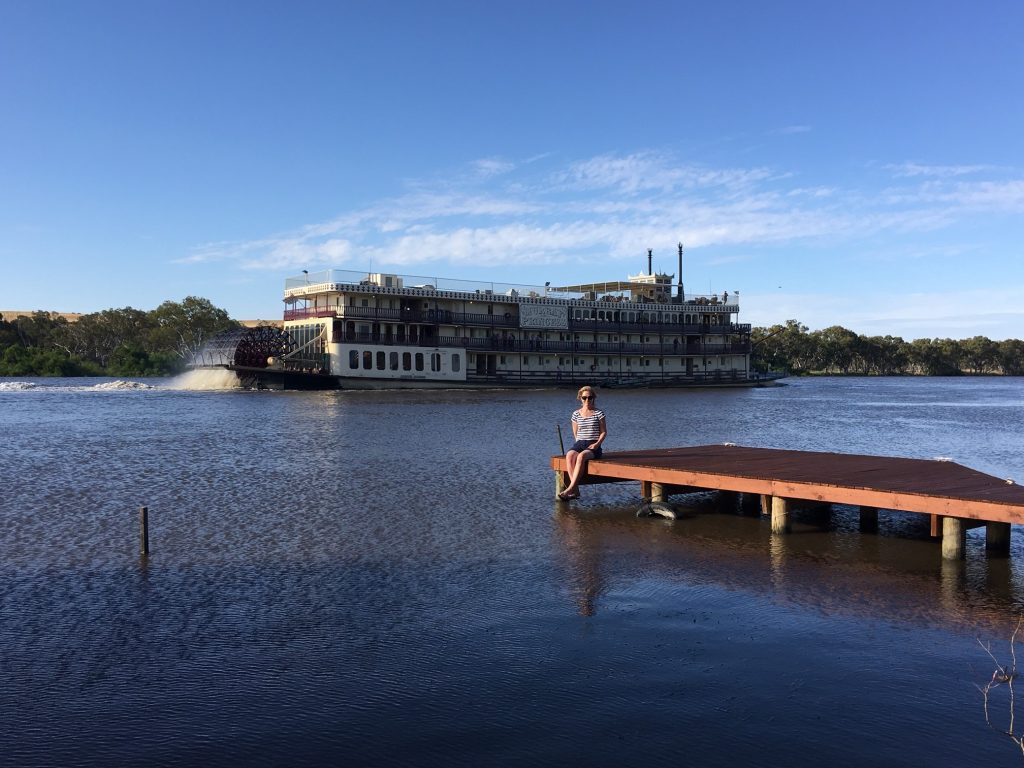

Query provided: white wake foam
[0,381,37,391]
[92,380,154,390]
[164,368,241,390]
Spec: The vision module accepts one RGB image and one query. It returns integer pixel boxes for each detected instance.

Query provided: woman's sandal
[557,490,580,500]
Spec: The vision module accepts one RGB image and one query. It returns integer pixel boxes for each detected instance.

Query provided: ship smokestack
[647,248,653,276]
[677,242,684,302]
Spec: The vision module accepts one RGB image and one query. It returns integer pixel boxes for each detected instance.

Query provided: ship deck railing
[284,269,733,308]
[334,333,751,356]
[285,306,750,336]
[464,369,750,386]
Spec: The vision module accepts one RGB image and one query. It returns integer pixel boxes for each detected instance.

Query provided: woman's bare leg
[564,449,594,495]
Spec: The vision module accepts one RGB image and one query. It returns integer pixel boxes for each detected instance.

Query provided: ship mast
[677,242,684,303]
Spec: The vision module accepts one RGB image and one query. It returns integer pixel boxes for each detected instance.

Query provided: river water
[2,375,1024,766]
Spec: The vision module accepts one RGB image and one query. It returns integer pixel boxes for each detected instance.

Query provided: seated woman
[558,385,607,501]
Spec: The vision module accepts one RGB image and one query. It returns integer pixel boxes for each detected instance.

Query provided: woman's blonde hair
[577,386,596,401]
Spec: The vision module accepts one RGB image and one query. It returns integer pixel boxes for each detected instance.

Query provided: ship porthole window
[415,353,424,371]
[390,352,399,370]
[452,355,461,372]
[349,350,359,369]
[403,352,412,371]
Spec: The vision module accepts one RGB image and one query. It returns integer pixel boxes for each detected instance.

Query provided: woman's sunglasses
[581,395,594,400]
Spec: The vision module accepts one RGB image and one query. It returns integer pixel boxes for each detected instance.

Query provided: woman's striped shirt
[571,409,605,440]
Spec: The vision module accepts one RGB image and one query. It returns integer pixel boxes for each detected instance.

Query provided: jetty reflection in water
[553,493,1024,630]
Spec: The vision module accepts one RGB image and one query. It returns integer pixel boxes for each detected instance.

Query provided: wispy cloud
[885,162,995,178]
[179,151,1024,277]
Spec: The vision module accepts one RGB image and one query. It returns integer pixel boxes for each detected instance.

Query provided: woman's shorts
[572,439,602,459]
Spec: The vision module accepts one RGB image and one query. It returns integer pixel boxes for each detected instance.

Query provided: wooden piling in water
[941,517,965,560]
[139,506,150,556]
[771,496,790,534]
[987,521,1011,555]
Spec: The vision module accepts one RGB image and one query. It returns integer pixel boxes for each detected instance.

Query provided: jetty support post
[859,506,878,533]
[770,496,790,534]
[555,471,567,498]
[139,506,150,556]
[640,481,666,502]
[941,516,966,561]
[986,522,1012,556]
[651,482,666,503]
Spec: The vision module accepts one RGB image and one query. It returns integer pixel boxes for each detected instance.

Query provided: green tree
[812,326,861,373]
[960,336,999,373]
[148,297,239,362]
[997,340,1024,375]
[857,335,909,375]
[54,307,154,366]
[908,338,961,375]
[751,320,810,373]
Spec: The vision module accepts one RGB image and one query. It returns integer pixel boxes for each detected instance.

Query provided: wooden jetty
[550,445,1024,560]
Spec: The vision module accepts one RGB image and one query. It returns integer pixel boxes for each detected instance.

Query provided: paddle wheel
[192,326,297,369]
[190,326,337,389]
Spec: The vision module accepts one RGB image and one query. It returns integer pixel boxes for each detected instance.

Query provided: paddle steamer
[195,249,775,389]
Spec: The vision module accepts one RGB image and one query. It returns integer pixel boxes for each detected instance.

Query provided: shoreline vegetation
[0,305,1021,378]
[0,299,240,377]
[752,320,1023,377]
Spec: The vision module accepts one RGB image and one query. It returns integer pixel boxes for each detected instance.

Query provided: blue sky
[2,0,1022,340]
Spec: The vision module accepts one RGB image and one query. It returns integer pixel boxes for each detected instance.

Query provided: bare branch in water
[978,616,1024,758]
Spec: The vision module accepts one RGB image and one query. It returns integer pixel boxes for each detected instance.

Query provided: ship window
[452,355,461,372]
[403,352,412,370]
[431,353,441,372]
[363,351,372,369]
[377,351,386,370]
[390,352,399,370]
[415,353,424,371]
[349,350,359,369]
[500,355,507,364]
[361,299,368,307]
[626,358,632,367]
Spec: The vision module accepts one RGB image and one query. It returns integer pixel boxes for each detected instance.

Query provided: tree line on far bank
[0,298,240,376]
[752,320,1024,376]
[1,303,1021,377]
